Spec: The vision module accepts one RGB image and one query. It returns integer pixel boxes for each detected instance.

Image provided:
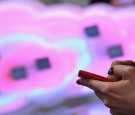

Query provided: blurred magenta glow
[0,1,135,115]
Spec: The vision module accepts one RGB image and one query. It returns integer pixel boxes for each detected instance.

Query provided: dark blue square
[36,58,51,70]
[85,25,100,37]
[11,67,27,80]
[107,45,123,58]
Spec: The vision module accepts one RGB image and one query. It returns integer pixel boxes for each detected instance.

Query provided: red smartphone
[78,70,118,82]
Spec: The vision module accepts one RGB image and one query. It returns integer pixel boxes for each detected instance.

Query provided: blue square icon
[11,67,27,80]
[36,57,51,70]
[107,45,123,58]
[85,25,100,37]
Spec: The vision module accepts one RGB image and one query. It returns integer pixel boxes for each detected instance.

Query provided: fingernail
[76,80,81,85]
[108,67,114,75]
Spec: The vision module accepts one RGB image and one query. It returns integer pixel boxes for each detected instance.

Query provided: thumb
[108,60,135,80]
[113,65,135,80]
[111,60,135,67]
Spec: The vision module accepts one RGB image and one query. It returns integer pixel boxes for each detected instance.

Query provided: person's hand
[77,60,135,115]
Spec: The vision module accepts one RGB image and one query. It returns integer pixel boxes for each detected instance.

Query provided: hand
[77,60,135,115]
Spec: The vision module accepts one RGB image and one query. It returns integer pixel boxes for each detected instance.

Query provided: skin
[77,60,135,115]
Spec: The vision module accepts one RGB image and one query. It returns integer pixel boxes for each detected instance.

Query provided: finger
[108,60,135,78]
[111,60,135,67]
[78,78,128,95]
[108,68,122,80]
[78,78,111,93]
[113,65,135,80]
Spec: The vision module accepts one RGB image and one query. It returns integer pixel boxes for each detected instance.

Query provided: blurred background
[0,0,135,115]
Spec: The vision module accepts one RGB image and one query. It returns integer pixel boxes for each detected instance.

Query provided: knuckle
[111,60,119,66]
[126,60,135,67]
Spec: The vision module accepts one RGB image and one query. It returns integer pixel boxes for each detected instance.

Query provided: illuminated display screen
[0,1,135,115]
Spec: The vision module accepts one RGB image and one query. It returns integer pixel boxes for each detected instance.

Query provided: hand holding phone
[78,70,118,82]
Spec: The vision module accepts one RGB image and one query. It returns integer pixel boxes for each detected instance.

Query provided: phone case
[78,70,118,82]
